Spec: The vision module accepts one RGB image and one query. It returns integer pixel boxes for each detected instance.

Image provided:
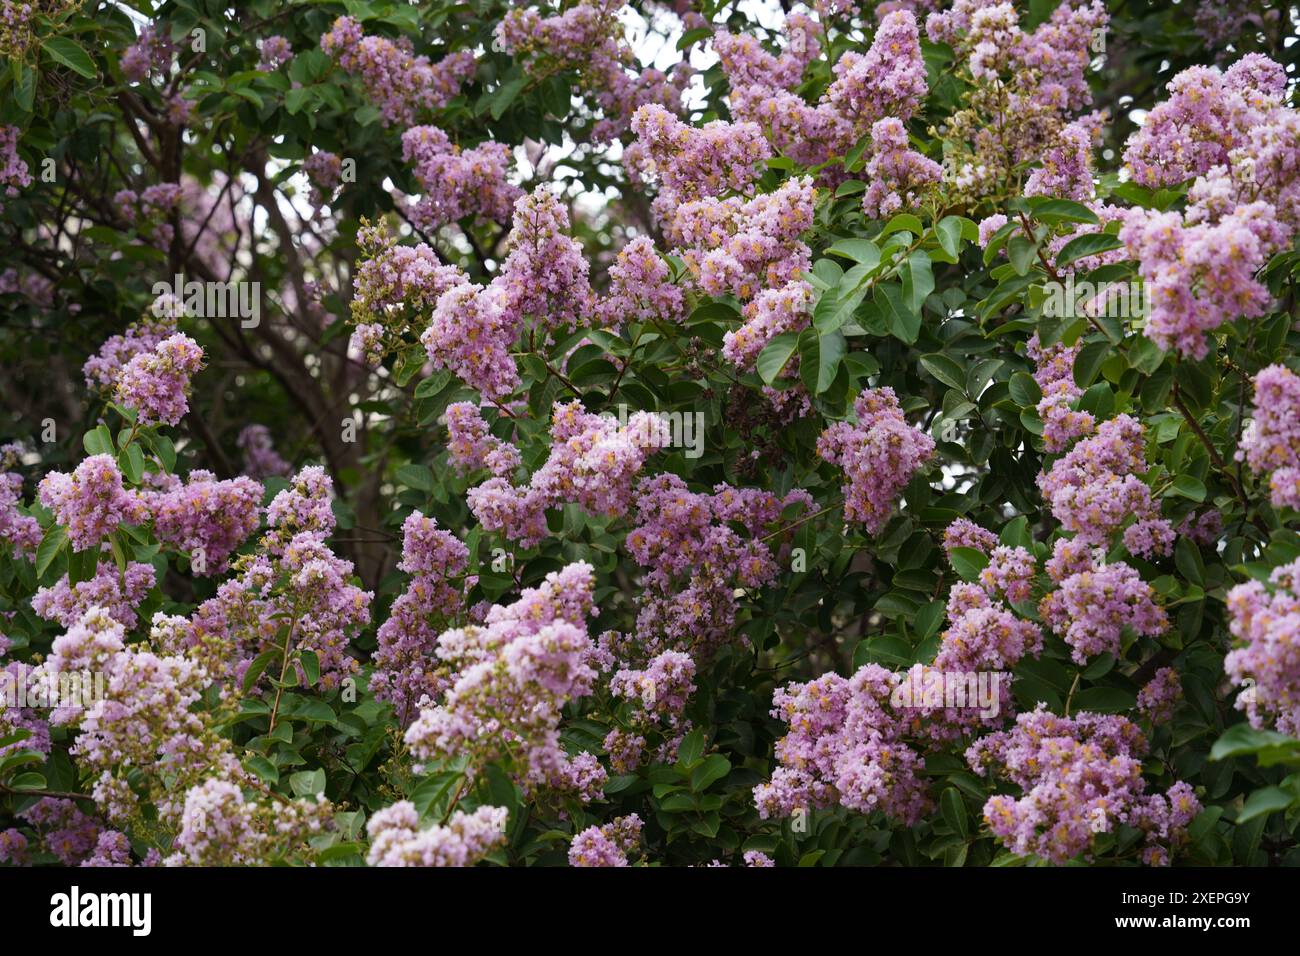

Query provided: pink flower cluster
[122,24,174,84]
[1240,364,1300,510]
[417,189,592,398]
[1039,540,1167,664]
[753,665,931,824]
[237,424,292,479]
[83,306,177,392]
[467,401,669,547]
[818,387,934,535]
[147,470,263,573]
[372,511,469,722]
[38,455,148,552]
[1123,55,1286,188]
[404,563,606,800]
[1137,667,1182,724]
[32,561,156,629]
[597,236,684,328]
[968,706,1199,865]
[721,280,812,373]
[184,467,371,690]
[321,16,476,126]
[1027,332,1095,452]
[365,801,507,867]
[444,402,521,477]
[861,117,942,219]
[1225,559,1300,736]
[1036,414,1172,557]
[926,1,1107,201]
[496,0,690,142]
[401,125,521,230]
[256,35,293,72]
[0,124,30,211]
[114,333,204,427]
[625,475,812,661]
[568,813,643,867]
[167,778,331,866]
[0,457,40,558]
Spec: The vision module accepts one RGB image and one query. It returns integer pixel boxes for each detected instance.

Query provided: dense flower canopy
[1,0,1299,869]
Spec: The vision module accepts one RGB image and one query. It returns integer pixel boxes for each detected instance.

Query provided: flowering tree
[0,0,1299,868]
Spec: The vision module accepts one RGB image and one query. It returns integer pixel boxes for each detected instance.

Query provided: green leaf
[83,424,114,457]
[901,251,934,315]
[35,525,67,578]
[824,239,880,269]
[813,287,864,335]
[1211,723,1300,766]
[947,546,988,582]
[1235,786,1296,824]
[677,728,705,766]
[798,328,846,395]
[936,216,964,260]
[880,213,924,238]
[395,463,434,492]
[244,756,278,785]
[920,353,966,390]
[1169,475,1207,503]
[1072,340,1110,389]
[1009,371,1042,407]
[1056,232,1125,269]
[877,282,919,344]
[42,37,97,79]
[1030,199,1099,226]
[490,74,528,120]
[242,648,281,694]
[690,754,731,792]
[756,332,800,385]
[941,787,969,840]
[290,769,327,798]
[299,649,321,687]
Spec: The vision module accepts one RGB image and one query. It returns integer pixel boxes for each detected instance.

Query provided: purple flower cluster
[167,778,331,866]
[968,706,1199,865]
[320,16,476,126]
[467,401,669,547]
[404,563,606,800]
[1225,559,1300,735]
[372,512,469,723]
[1039,542,1167,664]
[401,125,521,230]
[861,117,942,219]
[0,124,30,212]
[366,801,507,867]
[114,333,204,427]
[83,306,177,393]
[754,665,931,825]
[121,24,175,84]
[1137,667,1183,724]
[1239,364,1300,510]
[32,562,156,629]
[568,813,642,867]
[256,35,293,72]
[1027,332,1095,452]
[237,424,292,479]
[818,387,934,535]
[147,470,263,574]
[38,455,148,552]
[1036,414,1172,557]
